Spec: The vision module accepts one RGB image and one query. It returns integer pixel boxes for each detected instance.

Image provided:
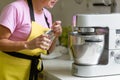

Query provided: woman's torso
[0,0,52,41]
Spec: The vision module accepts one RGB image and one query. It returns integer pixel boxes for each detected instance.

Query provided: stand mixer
[69,13,120,77]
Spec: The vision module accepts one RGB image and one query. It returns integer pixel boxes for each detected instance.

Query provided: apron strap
[27,0,50,27]
[44,14,50,28]
[27,0,35,21]
[3,52,43,80]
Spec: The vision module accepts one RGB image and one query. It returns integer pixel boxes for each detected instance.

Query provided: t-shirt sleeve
[0,4,17,33]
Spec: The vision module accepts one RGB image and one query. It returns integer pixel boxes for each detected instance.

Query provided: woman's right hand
[25,34,52,50]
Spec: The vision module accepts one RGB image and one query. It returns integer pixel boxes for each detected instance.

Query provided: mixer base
[72,63,120,77]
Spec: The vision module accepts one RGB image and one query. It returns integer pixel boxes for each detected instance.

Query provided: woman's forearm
[0,39,27,52]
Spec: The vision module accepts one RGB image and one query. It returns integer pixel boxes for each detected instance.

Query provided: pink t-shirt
[0,0,52,41]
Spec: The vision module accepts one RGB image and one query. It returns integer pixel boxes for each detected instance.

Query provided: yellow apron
[0,21,50,80]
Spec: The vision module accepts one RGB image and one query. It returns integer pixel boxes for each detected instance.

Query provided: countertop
[43,55,120,80]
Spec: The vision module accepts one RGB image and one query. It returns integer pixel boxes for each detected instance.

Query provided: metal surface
[69,32,104,65]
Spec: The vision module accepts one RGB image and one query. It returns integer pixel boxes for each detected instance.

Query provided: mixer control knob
[114,53,120,64]
[116,39,120,46]
[110,51,115,57]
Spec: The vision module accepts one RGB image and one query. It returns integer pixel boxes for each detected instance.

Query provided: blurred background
[1,0,120,26]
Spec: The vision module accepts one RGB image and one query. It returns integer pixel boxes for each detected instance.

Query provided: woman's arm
[0,25,26,51]
[0,25,52,52]
[48,21,62,53]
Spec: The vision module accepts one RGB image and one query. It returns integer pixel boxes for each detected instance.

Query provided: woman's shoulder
[2,0,27,12]
[0,0,27,17]
[43,8,52,16]
[1,0,29,18]
[9,0,27,9]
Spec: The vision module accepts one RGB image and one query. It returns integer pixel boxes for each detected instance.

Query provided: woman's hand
[51,20,62,37]
[25,34,52,50]
[25,21,62,50]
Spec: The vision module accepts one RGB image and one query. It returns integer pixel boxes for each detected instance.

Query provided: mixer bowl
[69,32,105,65]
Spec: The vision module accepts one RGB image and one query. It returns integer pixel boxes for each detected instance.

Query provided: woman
[0,0,62,80]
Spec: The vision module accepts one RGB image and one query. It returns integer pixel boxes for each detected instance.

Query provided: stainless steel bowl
[68,32,105,65]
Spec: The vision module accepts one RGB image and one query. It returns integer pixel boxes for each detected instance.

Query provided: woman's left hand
[51,20,62,37]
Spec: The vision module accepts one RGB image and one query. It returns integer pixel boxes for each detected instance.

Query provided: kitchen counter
[43,55,120,80]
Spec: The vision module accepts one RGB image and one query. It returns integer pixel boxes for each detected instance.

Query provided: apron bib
[18,21,50,56]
